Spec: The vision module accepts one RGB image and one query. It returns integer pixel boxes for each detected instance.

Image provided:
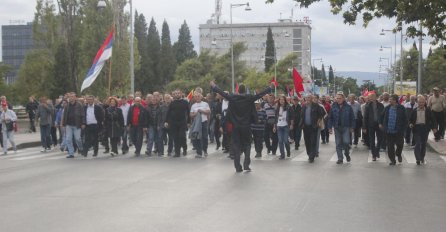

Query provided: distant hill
[336,71,386,86]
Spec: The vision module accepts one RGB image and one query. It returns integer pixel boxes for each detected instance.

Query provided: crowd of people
[3,83,445,172]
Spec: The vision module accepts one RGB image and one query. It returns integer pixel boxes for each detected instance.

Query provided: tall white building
[199,19,312,80]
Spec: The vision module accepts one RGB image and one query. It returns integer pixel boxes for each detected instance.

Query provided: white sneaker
[40,149,46,153]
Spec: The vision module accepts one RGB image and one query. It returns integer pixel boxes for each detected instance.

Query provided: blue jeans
[192,121,208,155]
[2,129,16,153]
[334,127,351,160]
[40,125,51,149]
[146,126,156,154]
[66,125,83,155]
[277,126,290,156]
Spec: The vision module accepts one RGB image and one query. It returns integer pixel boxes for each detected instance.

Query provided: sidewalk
[427,134,446,155]
[12,132,41,150]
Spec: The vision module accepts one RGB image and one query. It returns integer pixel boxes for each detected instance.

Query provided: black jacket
[292,104,302,127]
[165,99,190,126]
[300,103,326,129]
[84,104,104,128]
[62,101,86,128]
[104,106,124,138]
[409,107,438,131]
[212,85,272,128]
[363,101,384,128]
[380,104,408,134]
[127,104,147,127]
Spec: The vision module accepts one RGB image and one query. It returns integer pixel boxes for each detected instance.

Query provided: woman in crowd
[104,97,124,156]
[274,95,293,159]
[1,101,17,155]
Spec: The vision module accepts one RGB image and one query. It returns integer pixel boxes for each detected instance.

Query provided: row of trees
[8,0,197,104]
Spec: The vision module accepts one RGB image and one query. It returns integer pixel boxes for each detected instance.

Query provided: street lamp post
[379,57,390,92]
[230,2,251,93]
[311,58,323,93]
[380,29,397,93]
[380,46,393,93]
[417,23,423,95]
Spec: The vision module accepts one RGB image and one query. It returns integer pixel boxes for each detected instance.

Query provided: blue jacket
[328,102,355,129]
[380,104,408,134]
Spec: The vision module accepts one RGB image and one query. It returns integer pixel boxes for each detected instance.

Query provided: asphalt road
[1,140,445,232]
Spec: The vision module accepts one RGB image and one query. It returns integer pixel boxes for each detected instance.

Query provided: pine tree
[321,64,327,84]
[147,17,161,92]
[264,26,275,72]
[328,65,334,85]
[173,20,197,65]
[159,20,177,87]
[134,12,153,93]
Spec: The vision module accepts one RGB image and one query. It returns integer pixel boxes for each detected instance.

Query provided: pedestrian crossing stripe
[330,149,354,162]
[402,151,417,164]
[1,144,445,165]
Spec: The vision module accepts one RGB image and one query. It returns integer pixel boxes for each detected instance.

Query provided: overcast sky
[0,0,432,72]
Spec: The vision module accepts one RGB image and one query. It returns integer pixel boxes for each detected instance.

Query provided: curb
[8,141,41,151]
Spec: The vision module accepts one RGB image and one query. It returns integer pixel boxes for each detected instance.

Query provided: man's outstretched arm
[253,82,275,100]
[210,81,232,101]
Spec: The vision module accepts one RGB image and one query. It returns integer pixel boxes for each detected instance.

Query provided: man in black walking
[211,81,273,172]
[82,95,104,157]
[165,90,190,157]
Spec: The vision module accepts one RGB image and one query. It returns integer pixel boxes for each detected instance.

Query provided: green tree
[321,64,327,84]
[134,12,152,94]
[424,46,446,93]
[266,0,446,43]
[173,21,197,65]
[264,26,275,72]
[159,20,177,87]
[147,18,161,92]
[328,65,334,84]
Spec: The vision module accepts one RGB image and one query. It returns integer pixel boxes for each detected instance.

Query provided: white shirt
[222,100,228,116]
[277,107,287,127]
[120,103,130,126]
[404,102,418,109]
[191,101,210,122]
[86,105,97,125]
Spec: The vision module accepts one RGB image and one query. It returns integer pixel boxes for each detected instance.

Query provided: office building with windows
[199,20,312,80]
[1,22,34,84]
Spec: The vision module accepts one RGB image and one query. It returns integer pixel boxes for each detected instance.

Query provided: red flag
[399,95,405,104]
[235,83,239,93]
[270,77,279,87]
[292,67,304,96]
[186,89,194,101]
[362,88,369,97]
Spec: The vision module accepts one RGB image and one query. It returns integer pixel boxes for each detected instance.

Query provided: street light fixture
[380,45,393,93]
[312,58,323,93]
[230,2,251,93]
[97,0,106,10]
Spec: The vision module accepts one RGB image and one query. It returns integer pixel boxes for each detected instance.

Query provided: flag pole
[108,59,112,96]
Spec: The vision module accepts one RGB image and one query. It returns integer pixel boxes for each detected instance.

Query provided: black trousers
[433,111,445,139]
[29,114,36,132]
[321,128,330,143]
[252,129,264,153]
[83,124,99,155]
[129,125,144,154]
[51,126,57,146]
[368,124,383,158]
[350,126,360,145]
[170,123,187,156]
[405,126,415,145]
[167,128,174,153]
[386,133,404,163]
[303,125,318,159]
[413,124,430,162]
[109,137,120,153]
[232,126,252,170]
[264,124,278,154]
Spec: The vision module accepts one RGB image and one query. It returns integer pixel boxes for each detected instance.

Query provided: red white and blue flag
[81,28,114,92]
